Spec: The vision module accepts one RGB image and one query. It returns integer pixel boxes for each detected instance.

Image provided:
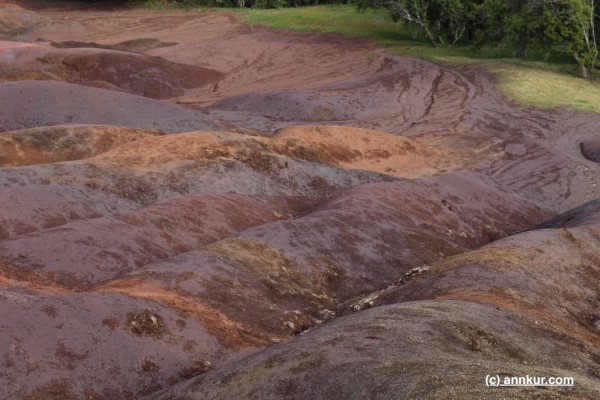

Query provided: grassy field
[242,5,600,113]
[244,5,408,45]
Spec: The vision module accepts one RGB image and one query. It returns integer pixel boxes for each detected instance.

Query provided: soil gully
[1,3,600,399]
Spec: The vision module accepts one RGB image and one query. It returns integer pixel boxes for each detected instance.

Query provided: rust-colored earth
[1,2,600,399]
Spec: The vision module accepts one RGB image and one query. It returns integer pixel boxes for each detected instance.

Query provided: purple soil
[0,286,236,400]
[0,81,223,133]
[0,184,140,240]
[366,227,600,342]
[0,194,317,288]
[531,197,600,229]
[0,131,396,206]
[0,40,223,99]
[148,207,600,400]
[204,57,600,214]
[146,301,600,400]
[1,3,600,399]
[100,173,550,345]
[5,6,600,211]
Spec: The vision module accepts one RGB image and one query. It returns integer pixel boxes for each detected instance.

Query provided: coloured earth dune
[0,2,599,399]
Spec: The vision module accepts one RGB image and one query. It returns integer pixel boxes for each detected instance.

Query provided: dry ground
[0,3,599,399]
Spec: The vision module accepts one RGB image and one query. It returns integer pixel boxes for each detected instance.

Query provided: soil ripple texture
[1,4,600,400]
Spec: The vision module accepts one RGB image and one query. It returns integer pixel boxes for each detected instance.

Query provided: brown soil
[0,125,160,167]
[2,2,600,399]
[50,38,177,52]
[0,4,41,34]
[265,125,465,178]
[0,40,224,99]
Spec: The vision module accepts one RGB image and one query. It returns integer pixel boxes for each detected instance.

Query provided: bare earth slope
[0,172,550,399]
[0,3,41,34]
[0,80,224,133]
[148,204,600,400]
[0,124,161,167]
[148,302,600,400]
[0,40,223,99]
[1,3,600,399]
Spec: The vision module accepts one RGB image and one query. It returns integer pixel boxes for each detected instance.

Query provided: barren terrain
[1,2,599,399]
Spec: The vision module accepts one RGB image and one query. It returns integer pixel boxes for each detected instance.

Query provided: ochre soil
[1,3,599,399]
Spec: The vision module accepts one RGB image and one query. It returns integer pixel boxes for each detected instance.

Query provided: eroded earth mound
[0,40,223,98]
[1,3,599,400]
[0,124,161,167]
[0,3,41,35]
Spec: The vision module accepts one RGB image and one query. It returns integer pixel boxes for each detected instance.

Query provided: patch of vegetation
[140,0,196,9]
[244,5,404,44]
[138,0,350,9]
[491,61,600,113]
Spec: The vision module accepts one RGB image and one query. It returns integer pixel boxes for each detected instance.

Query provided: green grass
[492,61,600,113]
[244,5,409,46]
[242,5,600,113]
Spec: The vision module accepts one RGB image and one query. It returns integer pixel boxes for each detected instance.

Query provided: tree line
[355,0,599,78]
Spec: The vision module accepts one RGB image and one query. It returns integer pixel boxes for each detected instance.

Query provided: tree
[548,0,598,78]
[512,0,598,78]
[475,0,599,77]
[428,0,473,44]
[357,0,599,77]
[389,0,437,45]
[356,0,476,45]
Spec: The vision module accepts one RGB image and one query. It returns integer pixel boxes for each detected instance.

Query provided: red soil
[1,2,600,399]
